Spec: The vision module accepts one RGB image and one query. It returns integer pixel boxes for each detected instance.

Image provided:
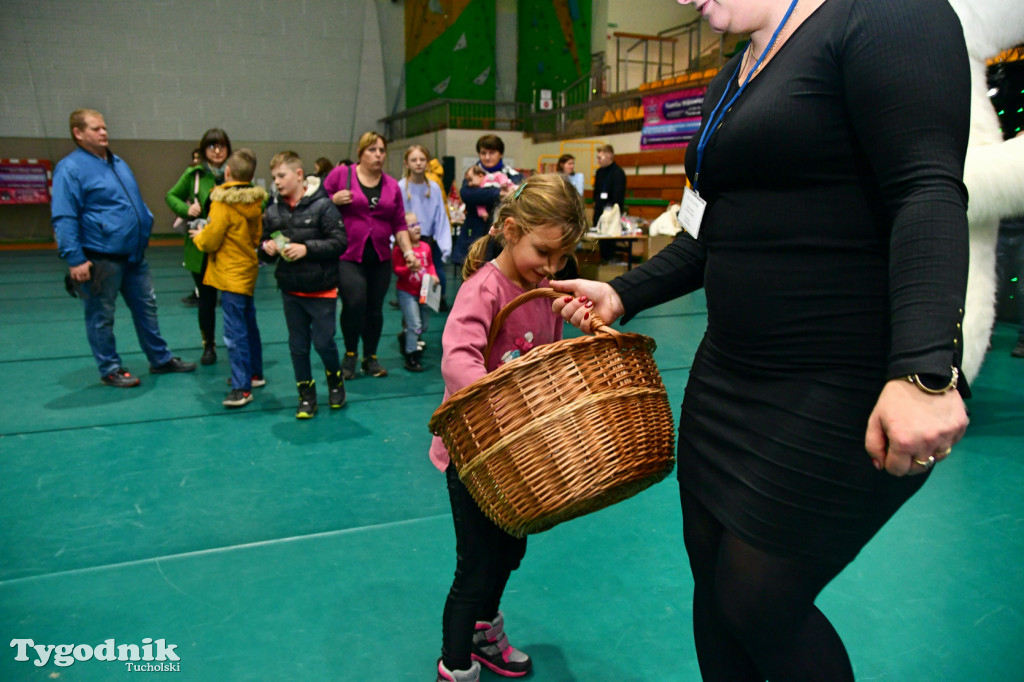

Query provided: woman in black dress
[554,0,971,679]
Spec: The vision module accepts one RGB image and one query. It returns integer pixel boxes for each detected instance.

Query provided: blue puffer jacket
[52,147,154,266]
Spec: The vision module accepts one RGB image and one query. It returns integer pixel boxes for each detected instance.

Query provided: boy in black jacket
[260,151,348,418]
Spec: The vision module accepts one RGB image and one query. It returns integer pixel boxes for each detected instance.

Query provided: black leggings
[192,255,217,345]
[337,246,391,357]
[442,464,527,671]
[680,484,855,682]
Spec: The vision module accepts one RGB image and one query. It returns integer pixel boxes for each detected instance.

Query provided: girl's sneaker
[437,658,480,682]
[471,611,532,677]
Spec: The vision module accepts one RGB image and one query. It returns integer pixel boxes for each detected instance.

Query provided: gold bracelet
[905,367,959,395]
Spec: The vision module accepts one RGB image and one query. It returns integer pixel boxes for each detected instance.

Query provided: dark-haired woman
[166,128,231,365]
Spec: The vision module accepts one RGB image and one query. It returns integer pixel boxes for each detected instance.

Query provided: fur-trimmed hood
[209,182,268,219]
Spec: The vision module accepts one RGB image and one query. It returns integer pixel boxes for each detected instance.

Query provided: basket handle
[484,287,619,360]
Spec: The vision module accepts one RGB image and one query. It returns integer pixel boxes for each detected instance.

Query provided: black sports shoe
[296,380,317,418]
[404,350,424,372]
[223,388,253,408]
[101,368,140,388]
[1012,340,1024,358]
[151,357,197,374]
[362,355,387,377]
[342,352,358,380]
[326,370,346,409]
[201,344,216,365]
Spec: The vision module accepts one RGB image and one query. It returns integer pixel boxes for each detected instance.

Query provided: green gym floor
[0,245,1021,681]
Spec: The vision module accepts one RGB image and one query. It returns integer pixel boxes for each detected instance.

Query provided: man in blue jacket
[52,109,195,387]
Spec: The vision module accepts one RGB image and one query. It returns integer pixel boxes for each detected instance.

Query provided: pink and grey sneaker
[437,658,480,682]
[470,611,532,677]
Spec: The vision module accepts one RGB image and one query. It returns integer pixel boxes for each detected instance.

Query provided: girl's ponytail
[462,234,498,280]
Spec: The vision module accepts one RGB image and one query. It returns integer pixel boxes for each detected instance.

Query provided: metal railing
[380,99,526,141]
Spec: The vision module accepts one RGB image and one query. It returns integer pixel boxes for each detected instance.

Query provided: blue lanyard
[693,0,800,193]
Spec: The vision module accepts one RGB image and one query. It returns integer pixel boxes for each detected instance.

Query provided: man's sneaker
[471,612,532,677]
[223,389,253,408]
[342,352,358,380]
[437,658,480,682]
[296,380,317,419]
[151,357,197,374]
[362,355,388,377]
[326,370,346,409]
[1012,339,1024,358]
[181,291,199,307]
[101,368,140,388]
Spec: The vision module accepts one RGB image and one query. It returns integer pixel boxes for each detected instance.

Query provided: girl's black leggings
[441,464,527,671]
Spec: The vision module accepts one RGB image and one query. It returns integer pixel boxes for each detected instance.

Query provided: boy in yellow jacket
[190,149,269,407]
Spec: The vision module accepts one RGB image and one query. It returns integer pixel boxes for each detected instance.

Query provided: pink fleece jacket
[429,262,563,471]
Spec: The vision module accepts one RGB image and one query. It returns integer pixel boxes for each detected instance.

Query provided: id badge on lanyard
[687,0,799,241]
[678,187,706,239]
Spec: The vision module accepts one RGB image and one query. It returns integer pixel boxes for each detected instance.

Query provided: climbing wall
[406,0,497,109]
[516,0,592,105]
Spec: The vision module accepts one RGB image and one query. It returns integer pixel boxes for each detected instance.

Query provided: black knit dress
[610,0,970,564]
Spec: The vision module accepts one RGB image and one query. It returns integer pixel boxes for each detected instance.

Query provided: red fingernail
[584,312,590,320]
[579,296,588,303]
[563,296,573,303]
[585,301,594,308]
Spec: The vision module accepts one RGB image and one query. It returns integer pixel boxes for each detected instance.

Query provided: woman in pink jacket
[324,132,418,379]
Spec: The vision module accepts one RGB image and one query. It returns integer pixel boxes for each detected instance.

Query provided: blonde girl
[428,174,587,682]
[398,145,453,307]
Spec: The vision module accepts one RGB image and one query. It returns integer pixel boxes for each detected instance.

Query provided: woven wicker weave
[429,288,676,537]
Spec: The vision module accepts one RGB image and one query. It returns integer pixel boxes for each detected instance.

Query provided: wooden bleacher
[584,147,689,220]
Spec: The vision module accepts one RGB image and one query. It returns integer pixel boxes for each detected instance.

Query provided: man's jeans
[221,291,263,391]
[75,257,173,376]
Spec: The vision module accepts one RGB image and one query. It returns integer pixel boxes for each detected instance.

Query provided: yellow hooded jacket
[192,182,269,296]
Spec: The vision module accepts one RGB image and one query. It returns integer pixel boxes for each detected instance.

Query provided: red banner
[0,159,52,205]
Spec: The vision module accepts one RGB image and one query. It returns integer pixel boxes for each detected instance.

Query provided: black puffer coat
[260,177,347,293]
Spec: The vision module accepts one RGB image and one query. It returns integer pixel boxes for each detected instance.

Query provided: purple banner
[641,87,706,150]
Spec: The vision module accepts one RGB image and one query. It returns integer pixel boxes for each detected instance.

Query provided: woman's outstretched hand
[550,279,625,333]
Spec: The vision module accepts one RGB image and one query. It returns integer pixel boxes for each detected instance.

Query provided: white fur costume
[947,0,1024,381]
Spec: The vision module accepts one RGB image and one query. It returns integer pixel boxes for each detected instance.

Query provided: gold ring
[912,455,936,470]
[940,446,952,456]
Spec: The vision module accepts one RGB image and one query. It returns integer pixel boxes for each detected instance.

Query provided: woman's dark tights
[192,256,216,345]
[680,485,855,682]
[337,249,392,357]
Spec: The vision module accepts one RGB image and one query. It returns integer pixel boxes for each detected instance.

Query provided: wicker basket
[429,288,676,537]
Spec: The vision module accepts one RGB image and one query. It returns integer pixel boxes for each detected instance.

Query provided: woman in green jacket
[166,128,231,365]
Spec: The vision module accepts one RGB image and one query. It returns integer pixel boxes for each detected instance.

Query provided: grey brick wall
[0,0,388,142]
